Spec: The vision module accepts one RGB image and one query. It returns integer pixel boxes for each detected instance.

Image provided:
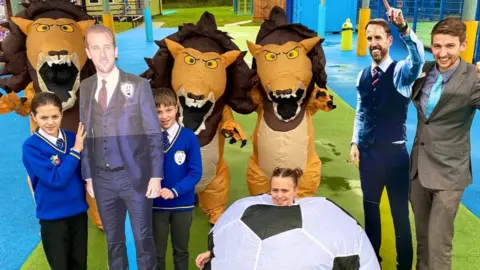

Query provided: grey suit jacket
[410,59,480,190]
[79,68,164,192]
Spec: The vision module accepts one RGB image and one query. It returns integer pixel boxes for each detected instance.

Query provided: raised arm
[393,29,425,96]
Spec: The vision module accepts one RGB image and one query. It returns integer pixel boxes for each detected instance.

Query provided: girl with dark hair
[195,167,303,269]
[22,92,89,270]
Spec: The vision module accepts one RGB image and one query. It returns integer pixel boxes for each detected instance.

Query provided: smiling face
[247,37,319,122]
[366,24,392,64]
[431,34,466,72]
[165,38,240,134]
[270,175,298,206]
[11,16,94,110]
[157,104,179,130]
[85,31,118,77]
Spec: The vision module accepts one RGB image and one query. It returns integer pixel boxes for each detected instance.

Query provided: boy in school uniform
[22,92,88,270]
[152,87,202,270]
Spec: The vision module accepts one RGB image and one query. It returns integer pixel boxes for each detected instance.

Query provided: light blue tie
[425,74,444,118]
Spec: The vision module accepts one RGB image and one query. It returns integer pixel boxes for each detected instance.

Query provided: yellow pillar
[460,21,478,63]
[102,13,116,36]
[356,8,370,56]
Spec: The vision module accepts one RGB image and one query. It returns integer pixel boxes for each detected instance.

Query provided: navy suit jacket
[79,68,164,192]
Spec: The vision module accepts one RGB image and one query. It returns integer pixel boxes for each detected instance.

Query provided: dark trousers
[409,177,464,270]
[359,144,413,270]
[93,169,157,270]
[39,211,88,270]
[153,211,193,270]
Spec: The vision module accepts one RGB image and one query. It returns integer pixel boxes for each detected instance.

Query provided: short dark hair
[431,17,466,44]
[31,92,62,115]
[271,167,303,187]
[152,87,178,108]
[85,24,116,48]
[366,19,391,36]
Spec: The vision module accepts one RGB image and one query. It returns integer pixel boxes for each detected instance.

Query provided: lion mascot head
[141,11,255,145]
[0,0,95,129]
[247,6,334,122]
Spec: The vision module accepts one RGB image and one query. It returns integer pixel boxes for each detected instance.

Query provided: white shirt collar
[163,122,179,141]
[97,66,120,87]
[38,128,64,145]
[371,55,393,74]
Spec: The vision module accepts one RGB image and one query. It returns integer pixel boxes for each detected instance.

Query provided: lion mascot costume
[141,12,255,224]
[0,0,103,229]
[245,6,336,197]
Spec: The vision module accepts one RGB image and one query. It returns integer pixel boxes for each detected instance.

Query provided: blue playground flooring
[0,27,479,269]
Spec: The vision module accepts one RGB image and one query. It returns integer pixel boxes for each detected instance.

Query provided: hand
[146,178,161,198]
[349,143,360,168]
[85,179,94,198]
[159,188,174,199]
[195,251,212,269]
[307,87,336,114]
[476,61,480,80]
[221,120,248,148]
[72,122,86,153]
[383,0,406,29]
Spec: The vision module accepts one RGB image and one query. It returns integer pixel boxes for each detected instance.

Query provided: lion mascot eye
[286,49,299,59]
[60,24,74,33]
[205,59,218,69]
[265,52,277,61]
[184,55,196,65]
[36,24,50,32]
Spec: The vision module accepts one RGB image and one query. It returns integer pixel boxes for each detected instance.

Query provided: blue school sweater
[22,129,88,220]
[153,125,202,212]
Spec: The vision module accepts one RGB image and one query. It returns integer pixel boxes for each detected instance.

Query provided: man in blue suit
[80,25,163,270]
[349,3,425,270]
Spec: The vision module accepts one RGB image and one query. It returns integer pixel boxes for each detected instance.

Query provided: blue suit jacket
[79,68,164,192]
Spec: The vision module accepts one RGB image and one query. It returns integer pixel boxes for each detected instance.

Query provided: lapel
[412,61,435,102]
[86,75,97,132]
[114,69,126,132]
[428,59,468,119]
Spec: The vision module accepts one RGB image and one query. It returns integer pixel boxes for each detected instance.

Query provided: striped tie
[56,138,64,149]
[372,66,382,88]
[162,131,170,149]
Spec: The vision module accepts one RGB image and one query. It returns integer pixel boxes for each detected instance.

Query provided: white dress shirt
[39,128,64,146]
[94,66,120,107]
[163,122,179,143]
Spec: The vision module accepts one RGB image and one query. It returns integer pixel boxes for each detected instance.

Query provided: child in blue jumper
[152,87,202,270]
[22,92,88,270]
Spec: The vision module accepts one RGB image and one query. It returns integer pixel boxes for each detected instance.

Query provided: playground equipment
[340,18,353,51]
[233,0,253,15]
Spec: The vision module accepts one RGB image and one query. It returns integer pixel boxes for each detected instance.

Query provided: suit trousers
[409,176,464,270]
[153,211,193,270]
[359,143,413,270]
[93,169,157,270]
[39,211,88,270]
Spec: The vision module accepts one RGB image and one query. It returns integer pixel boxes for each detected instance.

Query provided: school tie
[98,79,107,112]
[372,66,383,88]
[56,138,64,149]
[425,74,444,118]
[162,131,170,149]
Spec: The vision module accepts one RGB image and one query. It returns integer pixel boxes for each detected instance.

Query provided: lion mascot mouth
[0,0,95,116]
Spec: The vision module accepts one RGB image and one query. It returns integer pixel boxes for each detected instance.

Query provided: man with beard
[349,2,425,269]
[409,18,480,270]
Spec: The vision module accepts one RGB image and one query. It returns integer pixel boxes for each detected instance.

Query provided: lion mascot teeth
[245,6,336,197]
[0,0,102,229]
[141,12,255,224]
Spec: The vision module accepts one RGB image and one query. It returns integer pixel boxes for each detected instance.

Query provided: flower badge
[50,154,61,166]
[120,82,135,98]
